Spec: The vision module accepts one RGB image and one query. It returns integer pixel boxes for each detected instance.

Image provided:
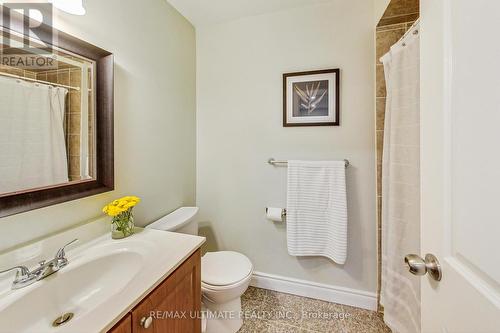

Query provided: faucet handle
[0,266,30,277]
[55,238,79,260]
[0,266,37,289]
[0,266,32,286]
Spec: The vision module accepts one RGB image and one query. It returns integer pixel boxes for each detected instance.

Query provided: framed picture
[283,69,340,127]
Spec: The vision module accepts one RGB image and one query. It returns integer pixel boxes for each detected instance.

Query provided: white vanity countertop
[0,224,205,333]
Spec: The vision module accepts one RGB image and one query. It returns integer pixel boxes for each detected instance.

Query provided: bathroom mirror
[0,9,114,217]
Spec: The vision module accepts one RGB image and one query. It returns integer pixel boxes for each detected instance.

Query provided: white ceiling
[166,0,333,27]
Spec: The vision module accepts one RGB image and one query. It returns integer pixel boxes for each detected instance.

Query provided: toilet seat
[202,270,252,291]
[201,251,253,287]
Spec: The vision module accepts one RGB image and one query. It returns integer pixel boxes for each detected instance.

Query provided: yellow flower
[123,196,140,203]
[102,204,123,217]
[108,206,123,217]
[117,199,128,208]
[123,202,136,209]
[102,196,141,217]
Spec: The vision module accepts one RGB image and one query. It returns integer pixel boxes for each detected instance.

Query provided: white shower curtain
[380,22,421,333]
[0,76,69,194]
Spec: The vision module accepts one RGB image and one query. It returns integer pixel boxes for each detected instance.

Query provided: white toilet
[146,207,253,333]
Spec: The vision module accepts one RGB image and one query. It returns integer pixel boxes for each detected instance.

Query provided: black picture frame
[283,69,340,127]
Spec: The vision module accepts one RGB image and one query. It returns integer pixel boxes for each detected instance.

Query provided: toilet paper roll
[266,207,284,222]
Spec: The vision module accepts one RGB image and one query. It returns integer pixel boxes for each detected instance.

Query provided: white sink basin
[0,228,205,333]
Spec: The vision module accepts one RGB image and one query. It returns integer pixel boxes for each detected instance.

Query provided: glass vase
[111,209,135,239]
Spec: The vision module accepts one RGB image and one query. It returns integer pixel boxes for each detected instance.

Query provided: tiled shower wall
[375,0,419,310]
[0,65,37,79]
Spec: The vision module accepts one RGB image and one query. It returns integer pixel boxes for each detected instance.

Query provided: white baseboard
[250,271,377,311]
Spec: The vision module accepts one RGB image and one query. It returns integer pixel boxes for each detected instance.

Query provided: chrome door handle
[140,316,153,329]
[404,253,442,281]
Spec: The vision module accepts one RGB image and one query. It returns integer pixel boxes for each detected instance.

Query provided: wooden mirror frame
[0,11,114,217]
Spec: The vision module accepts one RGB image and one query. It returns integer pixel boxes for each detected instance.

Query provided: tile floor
[237,287,391,333]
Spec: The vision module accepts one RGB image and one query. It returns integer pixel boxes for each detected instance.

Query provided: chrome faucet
[0,239,78,290]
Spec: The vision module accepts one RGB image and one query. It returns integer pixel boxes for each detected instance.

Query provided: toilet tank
[146,207,199,235]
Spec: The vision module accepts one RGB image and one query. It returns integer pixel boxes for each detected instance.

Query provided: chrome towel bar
[267,158,349,168]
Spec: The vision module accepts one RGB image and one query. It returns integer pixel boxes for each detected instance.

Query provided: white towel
[286,160,348,264]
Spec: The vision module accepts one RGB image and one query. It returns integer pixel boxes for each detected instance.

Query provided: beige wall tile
[24,71,37,79]
[0,65,37,79]
[378,13,419,27]
[0,66,23,76]
[377,163,382,196]
[58,71,70,86]
[69,91,81,114]
[68,156,81,178]
[69,114,81,135]
[376,28,406,60]
[68,134,81,156]
[69,69,81,86]
[376,131,384,163]
[377,196,382,229]
[376,65,386,98]
[36,72,47,81]
[381,0,419,19]
[46,72,57,83]
[376,98,386,131]
[376,130,384,195]
[376,22,406,32]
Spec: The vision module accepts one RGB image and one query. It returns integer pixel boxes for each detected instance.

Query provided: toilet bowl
[146,207,253,333]
[201,251,253,333]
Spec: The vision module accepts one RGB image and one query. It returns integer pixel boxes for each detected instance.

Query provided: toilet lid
[201,251,253,286]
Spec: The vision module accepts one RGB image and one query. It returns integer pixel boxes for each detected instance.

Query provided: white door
[420,0,500,332]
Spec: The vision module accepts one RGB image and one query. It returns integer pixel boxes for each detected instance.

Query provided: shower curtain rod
[0,71,81,91]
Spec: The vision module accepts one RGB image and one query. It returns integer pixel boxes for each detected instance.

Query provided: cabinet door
[132,250,201,333]
[109,314,132,333]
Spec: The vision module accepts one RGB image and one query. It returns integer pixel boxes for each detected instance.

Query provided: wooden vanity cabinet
[108,249,201,333]
[109,315,132,333]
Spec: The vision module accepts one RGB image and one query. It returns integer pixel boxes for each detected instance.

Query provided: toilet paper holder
[265,207,287,218]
